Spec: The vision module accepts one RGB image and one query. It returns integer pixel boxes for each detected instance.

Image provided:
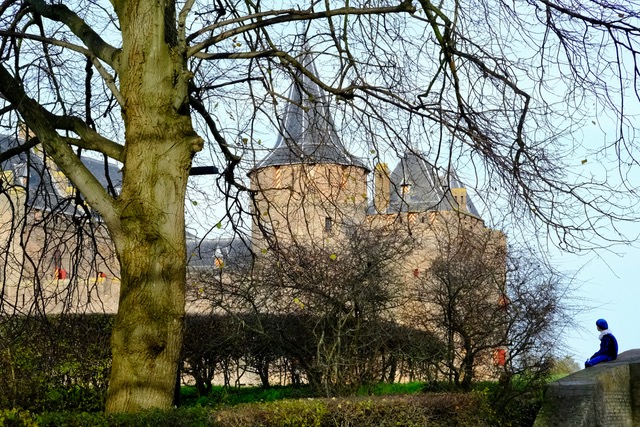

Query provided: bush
[213,393,493,427]
[0,409,38,427]
[474,381,543,427]
[180,385,318,408]
[0,314,113,412]
[35,407,212,427]
[0,390,532,426]
[0,393,494,426]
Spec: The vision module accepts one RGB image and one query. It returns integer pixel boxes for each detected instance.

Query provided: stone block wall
[534,349,640,427]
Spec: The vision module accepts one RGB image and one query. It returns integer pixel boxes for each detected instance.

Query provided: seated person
[585,318,618,368]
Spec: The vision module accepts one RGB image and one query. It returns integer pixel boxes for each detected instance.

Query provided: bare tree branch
[0,64,120,225]
[24,0,120,68]
[188,1,416,57]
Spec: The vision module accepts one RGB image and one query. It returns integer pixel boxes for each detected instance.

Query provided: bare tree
[0,0,638,412]
[189,226,429,396]
[411,224,507,390]
[414,233,574,391]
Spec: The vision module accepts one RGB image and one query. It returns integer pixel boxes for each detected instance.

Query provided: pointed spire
[386,150,480,216]
[252,47,368,172]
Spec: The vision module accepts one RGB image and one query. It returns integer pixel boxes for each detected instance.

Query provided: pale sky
[559,234,640,364]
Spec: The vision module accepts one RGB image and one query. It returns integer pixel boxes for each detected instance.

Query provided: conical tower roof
[251,49,368,172]
[386,150,480,216]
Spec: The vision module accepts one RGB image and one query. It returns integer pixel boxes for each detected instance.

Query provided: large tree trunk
[105,122,198,412]
[106,214,187,412]
[104,0,202,412]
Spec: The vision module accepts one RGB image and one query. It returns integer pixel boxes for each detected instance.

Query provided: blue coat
[590,332,618,360]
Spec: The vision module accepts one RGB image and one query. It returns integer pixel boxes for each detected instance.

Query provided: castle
[196,50,508,385]
[0,130,120,314]
[0,49,506,385]
[244,49,506,319]
[0,46,505,332]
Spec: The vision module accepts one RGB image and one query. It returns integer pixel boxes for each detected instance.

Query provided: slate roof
[0,134,121,216]
[0,134,250,269]
[382,150,480,216]
[251,49,369,172]
[186,233,252,269]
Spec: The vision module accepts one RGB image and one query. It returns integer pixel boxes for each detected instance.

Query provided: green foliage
[181,382,435,409]
[0,409,38,427]
[473,380,544,427]
[0,396,493,426]
[34,407,211,427]
[355,381,425,396]
[0,314,113,412]
[0,383,541,426]
[180,385,317,408]
[548,355,580,378]
[0,310,542,426]
[212,394,493,427]
[182,313,443,398]
[178,380,541,426]
[251,399,329,427]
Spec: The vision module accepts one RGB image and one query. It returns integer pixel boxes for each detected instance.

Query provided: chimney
[451,187,467,212]
[374,163,390,213]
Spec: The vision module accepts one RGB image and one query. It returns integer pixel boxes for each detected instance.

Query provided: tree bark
[106,204,189,412]
[104,0,202,412]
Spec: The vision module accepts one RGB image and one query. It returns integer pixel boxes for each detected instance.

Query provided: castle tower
[248,49,370,251]
[385,149,480,215]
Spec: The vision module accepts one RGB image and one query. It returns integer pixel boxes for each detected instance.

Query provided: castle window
[340,168,348,189]
[493,348,507,367]
[498,294,510,310]
[52,249,67,280]
[306,165,317,182]
[214,249,224,268]
[97,271,107,283]
[54,267,67,280]
[324,217,333,233]
[274,166,282,187]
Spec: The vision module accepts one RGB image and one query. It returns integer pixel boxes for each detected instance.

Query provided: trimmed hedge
[2,393,493,427]
[213,393,492,427]
[0,314,112,412]
[0,313,443,411]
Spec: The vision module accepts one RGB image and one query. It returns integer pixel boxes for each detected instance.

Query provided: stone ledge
[534,349,640,427]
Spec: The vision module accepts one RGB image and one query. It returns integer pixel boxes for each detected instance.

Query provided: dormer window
[451,188,468,212]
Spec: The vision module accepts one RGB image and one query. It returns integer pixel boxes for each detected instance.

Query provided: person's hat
[596,319,608,329]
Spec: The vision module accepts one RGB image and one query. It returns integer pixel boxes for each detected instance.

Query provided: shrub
[0,391,515,427]
[0,409,38,427]
[212,393,493,427]
[35,407,211,427]
[0,314,113,412]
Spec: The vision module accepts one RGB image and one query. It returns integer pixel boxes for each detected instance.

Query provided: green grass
[355,381,426,396]
[179,382,429,408]
[179,385,317,407]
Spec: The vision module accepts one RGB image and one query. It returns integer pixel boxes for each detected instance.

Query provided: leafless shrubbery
[413,235,575,392]
[188,227,446,395]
